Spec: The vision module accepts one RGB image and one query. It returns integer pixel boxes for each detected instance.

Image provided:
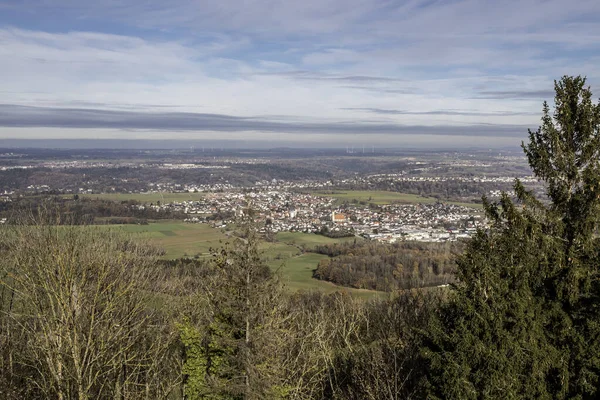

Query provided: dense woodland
[1,76,600,399]
[313,241,459,291]
[0,220,436,399]
[0,196,185,224]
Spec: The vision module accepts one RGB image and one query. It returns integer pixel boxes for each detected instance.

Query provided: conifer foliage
[179,217,289,399]
[421,76,600,399]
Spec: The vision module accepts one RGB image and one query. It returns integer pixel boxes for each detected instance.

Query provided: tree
[421,76,600,399]
[0,212,180,399]
[179,220,289,399]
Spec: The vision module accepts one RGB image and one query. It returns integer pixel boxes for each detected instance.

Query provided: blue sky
[0,0,599,148]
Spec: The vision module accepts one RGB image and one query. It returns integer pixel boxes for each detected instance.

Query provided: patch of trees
[318,225,355,238]
[204,209,235,221]
[0,220,179,399]
[0,214,440,399]
[0,196,185,224]
[230,163,334,182]
[313,240,460,291]
[330,180,513,202]
[0,168,38,191]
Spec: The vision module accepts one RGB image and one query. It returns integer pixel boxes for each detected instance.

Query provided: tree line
[312,240,459,291]
[0,196,185,224]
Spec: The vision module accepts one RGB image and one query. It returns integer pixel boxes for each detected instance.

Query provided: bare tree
[0,211,180,399]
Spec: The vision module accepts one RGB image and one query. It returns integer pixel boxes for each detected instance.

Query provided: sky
[0,0,599,148]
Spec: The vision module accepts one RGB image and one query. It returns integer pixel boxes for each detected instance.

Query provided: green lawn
[311,190,482,208]
[260,241,302,260]
[75,192,204,203]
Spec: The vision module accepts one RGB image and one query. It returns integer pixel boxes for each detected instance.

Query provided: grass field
[109,221,380,296]
[310,190,482,208]
[275,231,361,249]
[268,253,382,297]
[115,221,230,258]
[75,192,204,203]
[265,232,381,296]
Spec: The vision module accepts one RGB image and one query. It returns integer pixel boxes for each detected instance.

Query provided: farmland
[275,231,361,249]
[116,221,229,258]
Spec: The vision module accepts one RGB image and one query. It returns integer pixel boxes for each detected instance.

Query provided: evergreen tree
[180,217,289,399]
[421,76,600,399]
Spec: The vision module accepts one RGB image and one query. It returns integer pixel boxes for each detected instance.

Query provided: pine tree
[180,216,289,399]
[421,76,600,399]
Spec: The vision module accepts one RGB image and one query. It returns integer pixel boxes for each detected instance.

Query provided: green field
[275,231,361,249]
[311,190,482,208]
[115,221,230,258]
[75,192,204,203]
[269,253,382,297]
[263,233,378,296]
[110,222,380,296]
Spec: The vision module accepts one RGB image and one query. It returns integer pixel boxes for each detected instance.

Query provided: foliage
[313,240,459,291]
[421,75,600,399]
[179,221,290,399]
[0,196,184,224]
[0,213,180,399]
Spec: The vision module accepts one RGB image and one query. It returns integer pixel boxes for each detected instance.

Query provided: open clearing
[115,221,230,258]
[310,190,482,208]
[275,231,362,249]
[109,221,380,296]
[269,253,382,297]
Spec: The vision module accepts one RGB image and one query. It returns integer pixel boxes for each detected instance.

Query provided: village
[141,190,485,243]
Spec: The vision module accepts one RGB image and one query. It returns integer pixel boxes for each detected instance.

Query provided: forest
[1,76,600,399]
[0,196,185,224]
[312,240,459,291]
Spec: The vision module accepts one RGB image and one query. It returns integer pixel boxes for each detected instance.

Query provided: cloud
[476,90,557,100]
[0,104,529,137]
[1,1,600,146]
[257,71,406,88]
[341,107,539,117]
[262,71,402,83]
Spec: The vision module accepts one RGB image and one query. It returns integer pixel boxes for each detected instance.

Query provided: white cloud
[1,0,600,145]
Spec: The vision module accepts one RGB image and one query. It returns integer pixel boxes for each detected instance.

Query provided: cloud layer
[0,104,527,137]
[1,0,599,146]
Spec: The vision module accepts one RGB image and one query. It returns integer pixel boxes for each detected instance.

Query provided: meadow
[111,221,380,296]
[117,221,230,258]
[275,231,361,249]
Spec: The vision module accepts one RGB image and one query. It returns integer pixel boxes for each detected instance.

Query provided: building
[331,211,347,223]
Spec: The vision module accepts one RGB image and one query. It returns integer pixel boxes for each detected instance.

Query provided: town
[149,190,485,242]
